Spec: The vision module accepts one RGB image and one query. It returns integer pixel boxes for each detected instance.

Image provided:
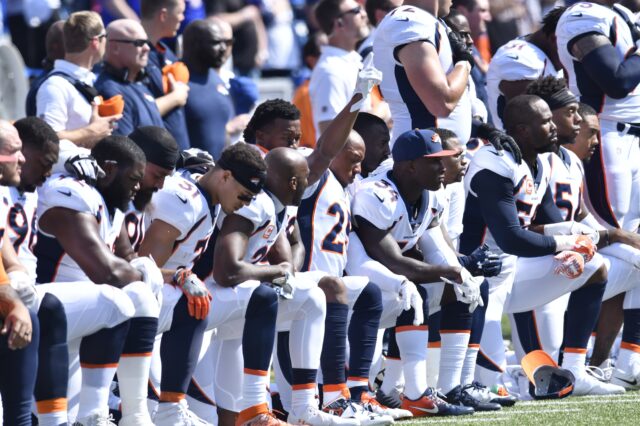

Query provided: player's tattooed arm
[39,207,142,287]
[570,33,610,61]
[354,216,462,284]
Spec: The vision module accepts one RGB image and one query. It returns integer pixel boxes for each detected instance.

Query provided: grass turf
[396,390,640,425]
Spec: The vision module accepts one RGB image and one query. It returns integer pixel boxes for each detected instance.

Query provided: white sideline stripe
[401,409,581,424]
[519,397,640,406]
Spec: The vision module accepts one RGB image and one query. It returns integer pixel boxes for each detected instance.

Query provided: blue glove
[459,244,502,277]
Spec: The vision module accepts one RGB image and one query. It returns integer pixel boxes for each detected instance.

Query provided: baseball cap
[392,129,458,162]
[521,350,575,399]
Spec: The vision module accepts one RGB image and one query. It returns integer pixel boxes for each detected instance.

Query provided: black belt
[617,122,640,137]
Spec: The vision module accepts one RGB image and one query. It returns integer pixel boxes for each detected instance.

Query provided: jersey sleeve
[36,175,96,217]
[495,46,546,81]
[385,7,437,48]
[467,147,517,189]
[559,6,612,42]
[147,186,197,238]
[352,184,397,230]
[232,193,270,233]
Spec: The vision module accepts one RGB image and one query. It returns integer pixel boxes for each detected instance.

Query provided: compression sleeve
[471,169,556,257]
[532,187,565,225]
[579,43,640,99]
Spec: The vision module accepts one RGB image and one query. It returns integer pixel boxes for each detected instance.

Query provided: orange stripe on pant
[621,342,640,353]
[36,398,67,414]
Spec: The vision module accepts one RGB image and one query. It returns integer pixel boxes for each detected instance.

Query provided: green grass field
[396,391,640,425]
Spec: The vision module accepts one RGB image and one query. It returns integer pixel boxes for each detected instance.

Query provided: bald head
[0,121,19,147]
[183,18,232,69]
[45,21,66,63]
[105,19,150,73]
[265,147,310,206]
[207,16,232,39]
[0,121,25,186]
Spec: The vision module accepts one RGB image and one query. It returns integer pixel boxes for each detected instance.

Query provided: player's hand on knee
[173,268,212,320]
[554,234,597,262]
[442,269,484,313]
[130,256,164,296]
[1,301,32,350]
[8,271,39,310]
[271,271,295,300]
[554,251,585,279]
[400,280,424,326]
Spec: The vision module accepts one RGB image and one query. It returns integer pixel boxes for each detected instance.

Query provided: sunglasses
[109,38,152,48]
[338,5,362,18]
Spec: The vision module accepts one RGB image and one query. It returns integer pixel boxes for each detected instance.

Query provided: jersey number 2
[322,203,348,254]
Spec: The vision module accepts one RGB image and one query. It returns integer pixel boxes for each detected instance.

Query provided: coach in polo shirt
[309,0,370,136]
[95,19,165,137]
[36,11,120,148]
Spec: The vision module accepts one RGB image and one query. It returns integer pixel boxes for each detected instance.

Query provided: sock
[396,326,429,400]
[77,321,130,419]
[291,369,318,414]
[380,358,403,395]
[321,303,348,403]
[460,345,480,386]
[438,333,470,393]
[426,345,441,388]
[37,409,68,426]
[561,351,587,373]
[618,309,640,372]
[564,282,606,354]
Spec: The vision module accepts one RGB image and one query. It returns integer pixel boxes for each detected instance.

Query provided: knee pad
[305,286,327,318]
[122,281,160,318]
[353,282,383,313]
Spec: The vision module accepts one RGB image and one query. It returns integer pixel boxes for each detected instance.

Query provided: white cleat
[358,393,411,420]
[287,404,359,425]
[153,399,212,426]
[570,368,626,395]
[610,367,640,390]
[73,412,117,426]
[322,398,393,426]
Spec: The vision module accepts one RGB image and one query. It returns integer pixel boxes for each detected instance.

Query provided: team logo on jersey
[525,178,534,195]
[263,225,275,239]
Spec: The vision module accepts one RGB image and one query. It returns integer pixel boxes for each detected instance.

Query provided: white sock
[36,400,68,426]
[617,346,640,373]
[242,369,269,411]
[426,345,440,388]
[396,327,429,400]
[323,384,348,405]
[77,366,117,419]
[438,333,470,394]
[460,345,480,386]
[562,351,587,373]
[292,386,316,414]
[117,355,152,419]
[380,358,403,395]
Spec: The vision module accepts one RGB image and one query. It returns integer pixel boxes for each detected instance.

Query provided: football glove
[64,154,106,186]
[271,272,295,300]
[351,52,383,112]
[477,123,523,164]
[442,268,484,313]
[554,251,585,279]
[543,221,600,244]
[448,30,474,67]
[459,244,502,277]
[130,256,164,296]
[554,234,597,262]
[173,268,212,320]
[399,280,424,326]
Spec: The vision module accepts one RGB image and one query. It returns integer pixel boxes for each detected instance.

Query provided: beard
[133,187,156,211]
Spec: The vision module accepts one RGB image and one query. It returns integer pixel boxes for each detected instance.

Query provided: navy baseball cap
[392,129,458,162]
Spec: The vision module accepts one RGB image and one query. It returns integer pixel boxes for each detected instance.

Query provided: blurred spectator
[262,0,301,73]
[358,0,401,58]
[95,0,140,25]
[292,31,327,148]
[206,0,268,77]
[25,20,64,115]
[95,19,164,135]
[35,11,120,147]
[620,0,640,13]
[6,0,63,69]
[140,0,191,149]
[183,18,244,159]
[452,0,491,66]
[229,75,259,114]
[485,0,526,54]
[309,0,368,135]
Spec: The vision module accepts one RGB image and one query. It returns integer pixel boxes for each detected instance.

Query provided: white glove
[350,52,383,112]
[130,256,164,296]
[442,268,484,313]
[399,280,424,326]
[64,154,106,186]
[272,272,295,300]
[544,221,599,244]
[9,270,39,310]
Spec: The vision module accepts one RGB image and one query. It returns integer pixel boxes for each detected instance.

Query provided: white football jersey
[442,182,465,249]
[146,173,219,271]
[34,174,124,283]
[373,5,471,146]
[124,204,145,252]
[557,2,640,122]
[463,145,551,256]
[486,38,559,130]
[6,188,38,279]
[352,171,444,252]
[542,147,584,222]
[0,186,10,249]
[298,170,350,276]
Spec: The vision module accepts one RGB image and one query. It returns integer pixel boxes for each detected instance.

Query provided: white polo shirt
[309,45,362,136]
[36,59,97,132]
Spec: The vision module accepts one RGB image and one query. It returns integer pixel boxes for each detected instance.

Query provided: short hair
[365,0,396,26]
[13,117,59,150]
[451,0,476,11]
[578,103,597,118]
[218,142,266,176]
[315,0,344,35]
[182,19,208,59]
[92,135,146,169]
[525,75,568,101]
[140,0,181,20]
[302,34,323,62]
[433,128,459,147]
[444,8,465,29]
[503,95,544,134]
[541,6,566,37]
[353,112,389,141]
[243,99,300,144]
[63,11,104,54]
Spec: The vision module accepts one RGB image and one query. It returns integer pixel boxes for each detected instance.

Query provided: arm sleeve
[471,169,556,257]
[532,187,565,225]
[579,43,640,99]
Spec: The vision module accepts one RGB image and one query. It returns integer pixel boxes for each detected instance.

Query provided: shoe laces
[586,365,614,382]
[176,399,206,425]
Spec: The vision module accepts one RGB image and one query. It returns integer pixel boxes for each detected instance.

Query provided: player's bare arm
[266,232,295,275]
[570,33,610,61]
[397,40,470,116]
[285,221,305,272]
[1,231,28,275]
[355,216,461,284]
[213,214,290,287]
[0,284,32,349]
[137,219,183,282]
[39,207,142,287]
[113,221,138,263]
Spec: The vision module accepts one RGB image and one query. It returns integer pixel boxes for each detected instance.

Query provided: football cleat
[153,399,211,426]
[239,412,292,425]
[357,391,412,420]
[322,397,393,425]
[73,412,117,426]
[610,367,640,390]
[375,388,402,409]
[118,413,154,426]
[444,385,501,412]
[569,368,626,395]
[400,388,474,417]
[288,404,359,425]
[464,382,517,407]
